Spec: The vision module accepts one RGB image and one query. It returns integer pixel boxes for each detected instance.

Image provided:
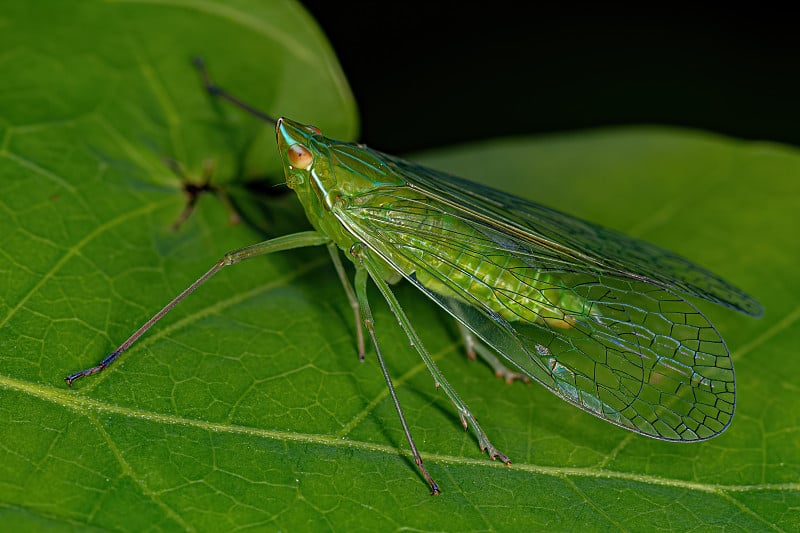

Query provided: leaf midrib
[1,371,794,496]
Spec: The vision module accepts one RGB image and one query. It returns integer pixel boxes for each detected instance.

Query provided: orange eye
[306,125,321,135]
[287,144,313,169]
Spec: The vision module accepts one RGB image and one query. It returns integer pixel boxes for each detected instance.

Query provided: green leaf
[1,3,798,532]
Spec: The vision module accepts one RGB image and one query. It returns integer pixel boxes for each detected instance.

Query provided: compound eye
[287,144,313,170]
[306,124,321,135]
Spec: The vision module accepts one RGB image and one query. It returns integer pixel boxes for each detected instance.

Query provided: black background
[299,3,798,154]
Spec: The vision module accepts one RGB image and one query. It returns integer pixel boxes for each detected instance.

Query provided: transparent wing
[374,151,762,317]
[334,191,736,441]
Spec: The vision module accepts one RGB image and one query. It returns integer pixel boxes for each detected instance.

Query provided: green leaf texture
[1,2,797,531]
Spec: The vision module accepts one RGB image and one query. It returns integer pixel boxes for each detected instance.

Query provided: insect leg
[326,243,365,360]
[456,322,530,384]
[355,248,511,465]
[65,231,330,386]
[353,264,441,495]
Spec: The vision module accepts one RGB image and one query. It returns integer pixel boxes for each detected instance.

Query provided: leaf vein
[2,373,796,495]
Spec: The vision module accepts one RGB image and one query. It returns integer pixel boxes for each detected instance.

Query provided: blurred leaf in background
[1,1,798,531]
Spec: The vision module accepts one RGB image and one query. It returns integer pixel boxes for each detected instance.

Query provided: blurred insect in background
[66,59,762,494]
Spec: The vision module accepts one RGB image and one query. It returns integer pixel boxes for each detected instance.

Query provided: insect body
[279,117,760,440]
[66,61,762,494]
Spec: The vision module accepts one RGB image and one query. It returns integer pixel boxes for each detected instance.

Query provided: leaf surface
[0,2,797,531]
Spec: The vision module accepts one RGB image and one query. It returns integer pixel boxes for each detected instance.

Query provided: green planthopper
[66,59,762,495]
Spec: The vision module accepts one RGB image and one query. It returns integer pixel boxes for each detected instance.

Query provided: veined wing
[332,176,736,441]
[374,150,762,318]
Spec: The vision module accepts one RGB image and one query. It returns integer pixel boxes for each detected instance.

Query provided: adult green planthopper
[65,59,763,495]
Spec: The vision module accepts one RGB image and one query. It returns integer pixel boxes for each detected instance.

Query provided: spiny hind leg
[456,322,530,385]
[356,249,511,465]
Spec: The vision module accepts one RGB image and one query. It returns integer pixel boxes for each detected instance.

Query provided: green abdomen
[355,192,591,328]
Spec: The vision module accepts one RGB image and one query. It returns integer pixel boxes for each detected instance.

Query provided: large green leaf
[1,2,798,532]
